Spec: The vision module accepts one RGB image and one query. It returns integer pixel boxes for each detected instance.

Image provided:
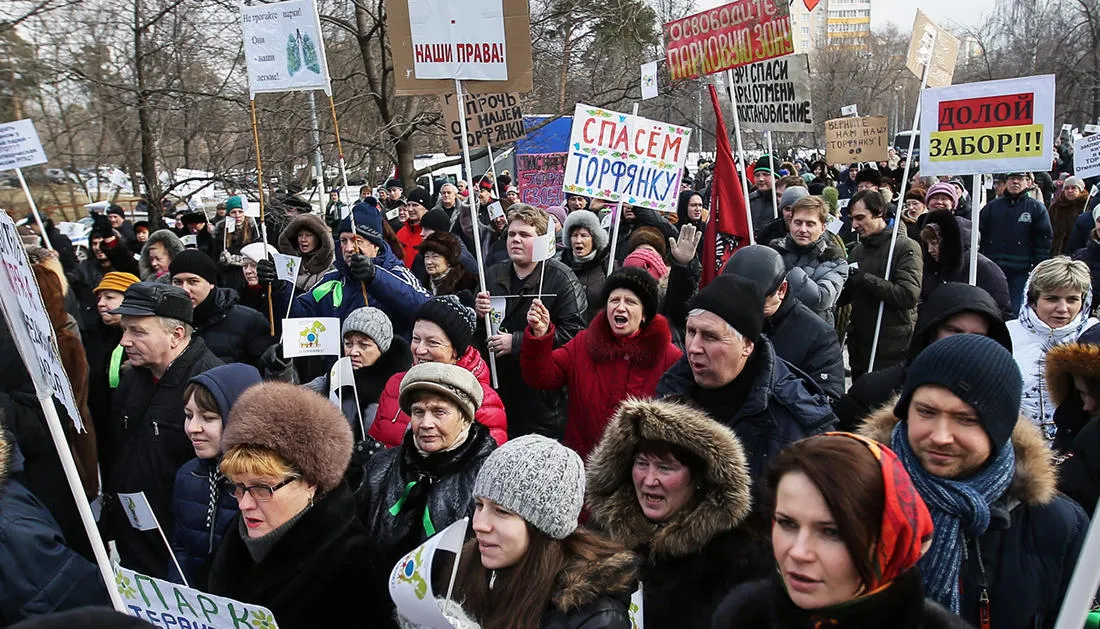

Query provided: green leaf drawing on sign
[115,574,137,599]
[250,609,276,629]
[301,32,322,74]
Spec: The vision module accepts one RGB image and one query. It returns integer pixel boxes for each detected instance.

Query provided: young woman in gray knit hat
[444,435,639,629]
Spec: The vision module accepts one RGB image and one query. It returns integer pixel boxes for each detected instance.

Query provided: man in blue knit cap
[859,333,1087,629]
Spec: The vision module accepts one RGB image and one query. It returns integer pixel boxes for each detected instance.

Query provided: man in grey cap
[103,282,223,578]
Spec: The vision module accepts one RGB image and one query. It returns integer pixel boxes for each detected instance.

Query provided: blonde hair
[220,444,298,481]
[790,196,829,224]
[506,204,549,236]
[1027,256,1092,305]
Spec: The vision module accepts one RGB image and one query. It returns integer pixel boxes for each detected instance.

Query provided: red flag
[804,0,823,10]
[702,84,751,288]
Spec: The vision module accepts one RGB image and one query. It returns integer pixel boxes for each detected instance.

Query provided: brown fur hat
[625,226,667,259]
[418,231,463,268]
[224,382,353,492]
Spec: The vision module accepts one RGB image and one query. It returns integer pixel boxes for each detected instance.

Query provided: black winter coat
[712,570,972,629]
[842,227,923,378]
[104,337,223,577]
[480,259,587,438]
[1061,417,1100,514]
[656,338,837,479]
[168,457,236,585]
[1066,209,1096,253]
[204,483,395,629]
[191,287,274,367]
[560,247,609,323]
[860,408,1089,629]
[68,238,141,336]
[1071,234,1100,300]
[764,295,845,400]
[0,435,109,624]
[918,210,1012,319]
[355,423,495,569]
[834,282,1012,431]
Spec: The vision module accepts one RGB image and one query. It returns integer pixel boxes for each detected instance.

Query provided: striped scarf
[890,422,1015,613]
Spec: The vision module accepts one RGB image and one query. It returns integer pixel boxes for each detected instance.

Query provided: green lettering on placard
[197,594,219,622]
[134,573,168,608]
[226,602,250,628]
[175,587,198,617]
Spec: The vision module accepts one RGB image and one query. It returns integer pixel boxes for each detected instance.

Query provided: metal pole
[868,30,935,373]
[725,70,755,244]
[307,91,326,201]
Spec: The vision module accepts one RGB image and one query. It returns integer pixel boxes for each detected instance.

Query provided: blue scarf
[890,422,1015,613]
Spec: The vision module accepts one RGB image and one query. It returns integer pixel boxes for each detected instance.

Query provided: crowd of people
[1,153,1098,629]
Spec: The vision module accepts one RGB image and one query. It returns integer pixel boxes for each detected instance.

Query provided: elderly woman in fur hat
[585,397,771,629]
[203,382,392,628]
[415,231,478,296]
[560,210,610,323]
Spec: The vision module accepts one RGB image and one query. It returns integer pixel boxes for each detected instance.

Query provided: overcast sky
[871,0,998,31]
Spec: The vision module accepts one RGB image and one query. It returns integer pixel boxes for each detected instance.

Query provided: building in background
[790,0,873,52]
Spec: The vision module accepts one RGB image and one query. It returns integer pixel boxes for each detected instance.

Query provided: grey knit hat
[563,210,608,252]
[779,186,809,210]
[342,306,392,353]
[398,362,484,421]
[472,435,585,539]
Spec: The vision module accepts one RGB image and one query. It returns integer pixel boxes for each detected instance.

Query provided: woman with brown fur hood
[1045,325,1100,513]
[276,213,335,294]
[414,231,478,296]
[1049,176,1089,256]
[585,397,771,628]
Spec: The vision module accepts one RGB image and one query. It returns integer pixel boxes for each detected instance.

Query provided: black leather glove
[90,214,114,240]
[348,254,376,284]
[256,258,278,285]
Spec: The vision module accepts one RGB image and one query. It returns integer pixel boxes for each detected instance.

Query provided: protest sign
[729,54,813,133]
[407,0,507,80]
[119,492,158,531]
[841,104,858,117]
[663,0,793,81]
[0,211,83,429]
[488,296,507,335]
[630,585,644,629]
[85,200,111,213]
[905,10,960,89]
[281,317,340,358]
[180,234,198,248]
[1085,124,1100,135]
[487,201,505,221]
[919,74,1056,177]
[225,218,237,234]
[824,116,889,165]
[387,0,532,96]
[517,153,568,209]
[329,356,357,406]
[390,518,468,627]
[640,61,659,101]
[1073,133,1100,179]
[115,567,279,629]
[241,0,331,98]
[562,104,692,212]
[532,221,556,263]
[440,92,526,154]
[238,195,260,218]
[272,252,301,284]
[0,119,48,170]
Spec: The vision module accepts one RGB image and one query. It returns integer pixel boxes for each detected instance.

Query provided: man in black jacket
[103,283,223,577]
[474,205,587,439]
[168,249,274,366]
[722,245,844,400]
[656,275,836,478]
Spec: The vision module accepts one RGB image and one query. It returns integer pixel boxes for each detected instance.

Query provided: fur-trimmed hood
[278,213,335,274]
[586,397,753,557]
[1045,325,1100,408]
[0,428,9,483]
[585,311,674,368]
[552,547,638,612]
[858,400,1058,506]
[139,229,185,280]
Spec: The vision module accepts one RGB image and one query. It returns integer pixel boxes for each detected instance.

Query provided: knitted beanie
[779,186,809,210]
[419,209,450,234]
[405,187,432,208]
[623,246,668,281]
[545,206,568,229]
[224,382,353,493]
[689,275,765,342]
[338,199,386,247]
[94,271,140,295]
[415,294,476,356]
[107,204,126,217]
[342,306,393,353]
[855,168,883,187]
[893,334,1023,453]
[398,362,484,421]
[602,266,660,324]
[472,435,585,539]
[225,196,244,212]
[924,182,959,207]
[169,249,218,286]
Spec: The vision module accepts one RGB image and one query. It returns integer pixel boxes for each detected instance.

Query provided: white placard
[919,74,1056,177]
[629,584,644,629]
[240,0,332,97]
[390,518,469,628]
[281,317,341,357]
[85,201,111,213]
[0,119,48,170]
[271,252,301,284]
[640,61,658,101]
[1084,124,1100,135]
[532,220,556,262]
[115,567,280,629]
[328,356,356,405]
[180,234,198,247]
[1074,134,1100,180]
[118,491,158,531]
[841,104,858,117]
[487,201,505,221]
[729,55,814,133]
[407,0,507,80]
[0,211,83,430]
[488,296,506,335]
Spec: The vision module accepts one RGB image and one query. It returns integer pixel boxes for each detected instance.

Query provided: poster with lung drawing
[241,0,332,97]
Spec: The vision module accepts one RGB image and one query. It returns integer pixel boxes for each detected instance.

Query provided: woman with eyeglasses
[203,381,393,628]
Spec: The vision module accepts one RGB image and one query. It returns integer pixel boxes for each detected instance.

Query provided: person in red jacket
[371,294,508,447]
[521,267,682,460]
[395,187,432,268]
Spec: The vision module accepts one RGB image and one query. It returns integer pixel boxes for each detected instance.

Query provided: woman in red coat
[371,294,508,447]
[522,267,682,460]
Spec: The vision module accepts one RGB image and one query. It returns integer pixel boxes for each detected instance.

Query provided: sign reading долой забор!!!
[729,54,813,133]
[663,0,793,81]
[919,75,1056,177]
[562,104,692,213]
